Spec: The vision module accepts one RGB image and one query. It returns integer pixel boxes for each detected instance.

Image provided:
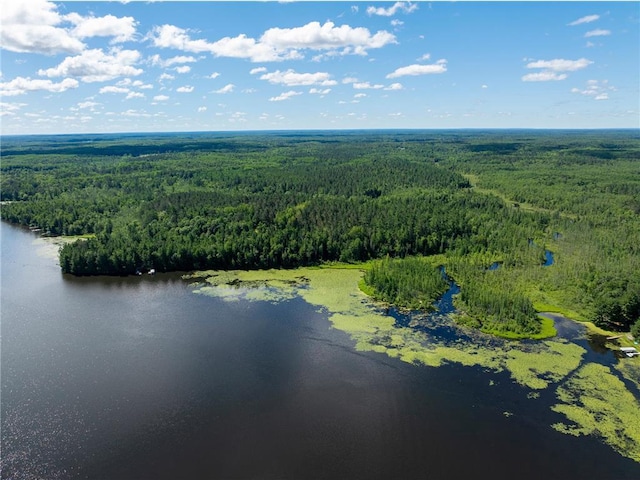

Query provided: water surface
[2,222,639,479]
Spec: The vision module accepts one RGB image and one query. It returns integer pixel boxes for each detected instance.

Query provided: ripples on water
[2,224,640,479]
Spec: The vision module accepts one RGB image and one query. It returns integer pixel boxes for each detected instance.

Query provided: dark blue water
[2,222,639,479]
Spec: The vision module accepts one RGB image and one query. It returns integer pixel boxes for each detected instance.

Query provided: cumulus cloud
[198,106,207,112]
[309,88,331,95]
[353,81,384,89]
[159,73,175,81]
[175,65,191,74]
[66,13,137,43]
[568,14,600,26]
[269,90,302,101]
[150,54,197,68]
[261,21,396,56]
[125,91,144,100]
[1,1,137,55]
[367,2,418,17]
[525,58,593,72]
[585,29,611,38]
[38,48,143,82]
[0,0,85,54]
[259,69,337,86]
[0,102,27,116]
[571,79,615,100]
[250,67,268,75]
[77,101,100,109]
[153,94,169,101]
[99,85,129,94]
[176,85,194,93]
[117,78,151,88]
[521,72,568,82]
[150,21,396,61]
[386,60,447,78]
[150,24,294,62]
[208,72,221,79]
[522,57,592,82]
[213,84,235,94]
[384,83,403,90]
[0,76,78,96]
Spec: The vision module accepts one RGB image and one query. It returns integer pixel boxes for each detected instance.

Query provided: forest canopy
[2,130,638,337]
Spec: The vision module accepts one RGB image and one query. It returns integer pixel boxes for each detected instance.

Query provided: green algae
[504,341,585,390]
[186,266,640,462]
[552,363,640,462]
[186,267,581,387]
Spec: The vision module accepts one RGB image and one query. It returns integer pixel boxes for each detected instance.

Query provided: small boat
[620,347,639,357]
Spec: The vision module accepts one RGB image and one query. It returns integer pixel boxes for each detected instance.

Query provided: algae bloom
[185,266,640,463]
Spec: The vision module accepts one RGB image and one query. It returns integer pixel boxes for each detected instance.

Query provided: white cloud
[418,53,431,61]
[176,85,194,93]
[342,77,359,84]
[0,76,78,96]
[77,101,100,109]
[0,0,85,54]
[100,85,129,94]
[481,84,488,89]
[117,78,151,88]
[571,79,615,100]
[568,14,600,26]
[585,29,611,38]
[523,57,592,82]
[309,88,331,95]
[525,58,593,72]
[261,21,397,56]
[208,72,221,79]
[198,106,207,112]
[214,84,235,94]
[384,83,403,90]
[259,69,337,86]
[269,90,302,101]
[125,91,144,100]
[367,2,418,17]
[175,66,191,74]
[521,72,568,82]
[38,48,143,82]
[66,13,137,43]
[354,93,367,98]
[153,94,169,101]
[1,2,137,55]
[353,82,384,89]
[151,24,295,62]
[159,73,175,81]
[0,102,27,116]
[391,19,404,27]
[386,60,447,78]
[250,67,267,75]
[151,21,397,62]
[150,54,197,68]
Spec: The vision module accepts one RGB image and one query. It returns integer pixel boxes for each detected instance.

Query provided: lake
[2,221,639,479]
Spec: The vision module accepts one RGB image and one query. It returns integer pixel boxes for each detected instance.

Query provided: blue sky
[1,1,638,134]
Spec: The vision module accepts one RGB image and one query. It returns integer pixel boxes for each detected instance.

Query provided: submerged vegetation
[1,130,639,338]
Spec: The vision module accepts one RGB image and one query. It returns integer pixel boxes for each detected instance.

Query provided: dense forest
[1,130,639,338]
